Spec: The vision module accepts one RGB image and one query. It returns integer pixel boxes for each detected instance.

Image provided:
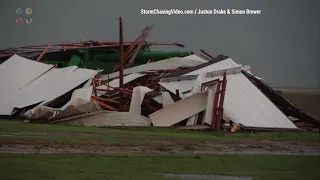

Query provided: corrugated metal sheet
[101,57,205,80]
[161,91,174,107]
[129,86,153,115]
[158,58,242,96]
[0,54,54,100]
[54,111,151,127]
[149,90,208,126]
[161,55,230,78]
[183,54,208,62]
[157,60,297,128]
[97,73,146,96]
[205,65,251,77]
[0,66,99,115]
[185,58,242,75]
[203,72,297,129]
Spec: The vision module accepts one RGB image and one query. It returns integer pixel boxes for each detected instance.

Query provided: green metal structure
[0,45,193,74]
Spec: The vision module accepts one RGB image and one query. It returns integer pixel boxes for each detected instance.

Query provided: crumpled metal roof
[182,54,208,62]
[158,58,242,96]
[0,56,99,115]
[101,56,206,80]
[0,54,54,100]
[184,58,242,75]
[157,60,298,129]
[210,72,297,129]
[161,55,230,78]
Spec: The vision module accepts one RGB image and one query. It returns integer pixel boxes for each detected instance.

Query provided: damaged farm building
[0,18,319,132]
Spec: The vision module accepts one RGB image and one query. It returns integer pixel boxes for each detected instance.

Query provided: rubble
[0,51,318,131]
[0,18,319,131]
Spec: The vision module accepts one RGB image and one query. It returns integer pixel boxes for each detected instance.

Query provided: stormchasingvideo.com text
[140,8,262,15]
[141,9,195,16]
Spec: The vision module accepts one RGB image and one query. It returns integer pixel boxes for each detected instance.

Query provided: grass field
[0,120,319,145]
[0,120,319,180]
[279,89,320,118]
[1,153,319,180]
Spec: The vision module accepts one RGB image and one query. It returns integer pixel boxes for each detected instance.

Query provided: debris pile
[91,53,320,131]
[0,53,319,132]
[0,18,319,131]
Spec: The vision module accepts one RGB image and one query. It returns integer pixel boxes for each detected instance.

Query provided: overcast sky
[1,0,319,88]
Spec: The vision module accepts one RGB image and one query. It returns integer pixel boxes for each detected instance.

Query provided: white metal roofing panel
[0,54,54,100]
[129,86,153,115]
[153,95,162,104]
[183,54,208,62]
[0,66,98,115]
[96,73,146,96]
[59,86,93,110]
[55,112,152,127]
[101,57,205,80]
[149,90,208,126]
[152,91,175,107]
[157,59,243,97]
[203,72,297,129]
[0,67,76,114]
[161,91,175,108]
[185,58,242,75]
[158,65,250,98]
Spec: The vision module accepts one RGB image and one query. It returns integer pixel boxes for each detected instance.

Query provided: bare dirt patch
[1,140,319,155]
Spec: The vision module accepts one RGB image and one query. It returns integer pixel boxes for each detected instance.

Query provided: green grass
[0,120,319,146]
[0,120,319,180]
[0,154,319,180]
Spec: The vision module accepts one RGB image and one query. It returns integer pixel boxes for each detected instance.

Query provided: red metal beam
[36,44,51,61]
[91,96,119,103]
[4,41,183,50]
[5,47,60,50]
[0,50,55,58]
[122,27,151,63]
[93,99,119,111]
[200,49,214,60]
[0,44,128,58]
[119,17,124,89]
[173,42,185,47]
[92,77,98,97]
[118,16,125,110]
[0,38,185,59]
[126,26,153,68]
[112,26,152,71]
[211,81,221,129]
[215,72,227,130]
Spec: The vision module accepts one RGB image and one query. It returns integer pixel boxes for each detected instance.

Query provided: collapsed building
[0,53,318,132]
[0,18,319,132]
